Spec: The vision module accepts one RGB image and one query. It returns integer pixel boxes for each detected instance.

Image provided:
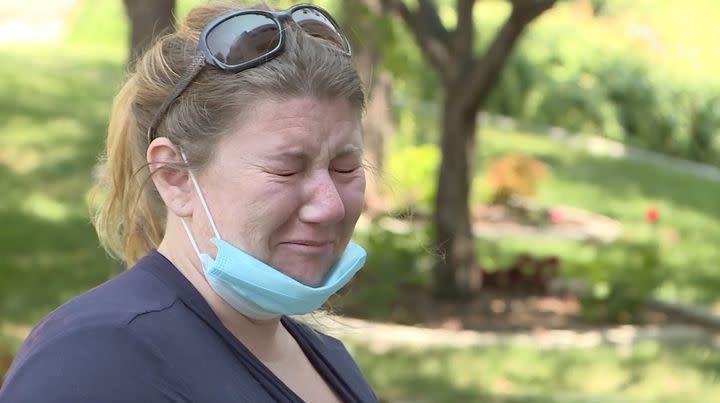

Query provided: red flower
[645,207,659,223]
[548,208,563,224]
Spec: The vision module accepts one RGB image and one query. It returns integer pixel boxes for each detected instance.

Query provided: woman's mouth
[280,240,334,253]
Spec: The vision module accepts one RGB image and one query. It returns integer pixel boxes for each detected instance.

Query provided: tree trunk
[123,0,175,66]
[433,83,480,298]
[430,2,556,298]
[346,0,394,212]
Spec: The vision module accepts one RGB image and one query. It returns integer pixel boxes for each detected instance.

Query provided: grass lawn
[349,341,720,403]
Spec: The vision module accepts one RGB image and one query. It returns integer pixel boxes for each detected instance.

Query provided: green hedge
[483,10,720,165]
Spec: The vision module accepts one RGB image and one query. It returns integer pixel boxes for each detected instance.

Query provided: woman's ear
[147,137,193,218]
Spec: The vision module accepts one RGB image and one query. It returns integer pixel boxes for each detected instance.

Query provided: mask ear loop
[181,217,202,258]
[178,149,222,259]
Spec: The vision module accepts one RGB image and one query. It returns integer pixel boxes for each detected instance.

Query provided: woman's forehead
[246,97,358,123]
[238,96,356,126]
[217,97,362,157]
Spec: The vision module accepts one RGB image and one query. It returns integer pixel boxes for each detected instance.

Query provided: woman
[0,2,376,402]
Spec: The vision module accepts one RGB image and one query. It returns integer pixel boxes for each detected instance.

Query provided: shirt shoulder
[0,255,192,402]
[22,261,175,346]
[0,321,191,402]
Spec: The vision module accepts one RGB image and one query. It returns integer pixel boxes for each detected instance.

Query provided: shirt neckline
[138,249,359,402]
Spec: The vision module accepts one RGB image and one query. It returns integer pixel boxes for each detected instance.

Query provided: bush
[483,11,720,166]
[484,153,548,204]
[383,144,440,214]
[342,224,432,321]
[571,237,666,323]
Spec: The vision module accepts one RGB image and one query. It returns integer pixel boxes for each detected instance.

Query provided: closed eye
[333,167,360,174]
[275,172,298,177]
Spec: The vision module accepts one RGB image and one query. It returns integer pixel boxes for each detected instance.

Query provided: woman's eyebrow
[268,149,307,161]
[335,145,363,158]
[271,145,363,160]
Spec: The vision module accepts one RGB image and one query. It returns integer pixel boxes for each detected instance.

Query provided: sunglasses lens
[291,7,349,53]
[206,14,280,66]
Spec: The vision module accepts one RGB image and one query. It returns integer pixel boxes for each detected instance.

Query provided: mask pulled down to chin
[199,238,366,320]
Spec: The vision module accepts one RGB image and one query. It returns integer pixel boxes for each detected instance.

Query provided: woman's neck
[157,227,289,362]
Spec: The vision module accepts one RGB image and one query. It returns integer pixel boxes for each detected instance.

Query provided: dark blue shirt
[0,251,376,402]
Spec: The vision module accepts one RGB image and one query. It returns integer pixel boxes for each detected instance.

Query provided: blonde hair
[90,1,365,266]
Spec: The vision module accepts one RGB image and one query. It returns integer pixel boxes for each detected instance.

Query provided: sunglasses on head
[146,3,351,142]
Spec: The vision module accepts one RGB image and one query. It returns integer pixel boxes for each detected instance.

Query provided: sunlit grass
[348,341,720,403]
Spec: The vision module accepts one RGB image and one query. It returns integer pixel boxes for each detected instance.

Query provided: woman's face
[194,97,365,286]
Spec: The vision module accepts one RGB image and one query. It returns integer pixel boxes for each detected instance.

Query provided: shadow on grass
[672,344,720,383]
[0,47,123,325]
[354,342,720,403]
[0,211,115,324]
[355,346,631,403]
[0,349,12,386]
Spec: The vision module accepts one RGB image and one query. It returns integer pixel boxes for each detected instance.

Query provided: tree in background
[122,0,176,66]
[341,0,395,209]
[376,0,556,298]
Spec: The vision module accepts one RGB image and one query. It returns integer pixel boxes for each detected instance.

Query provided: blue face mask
[179,152,366,320]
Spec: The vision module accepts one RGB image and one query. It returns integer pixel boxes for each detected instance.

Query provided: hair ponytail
[89,75,165,266]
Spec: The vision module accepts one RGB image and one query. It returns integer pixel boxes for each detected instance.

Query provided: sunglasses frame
[200,3,351,72]
[146,3,352,143]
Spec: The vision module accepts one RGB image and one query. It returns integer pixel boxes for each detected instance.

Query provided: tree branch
[458,0,556,114]
[509,0,556,22]
[379,0,452,77]
[454,0,475,61]
[417,0,451,45]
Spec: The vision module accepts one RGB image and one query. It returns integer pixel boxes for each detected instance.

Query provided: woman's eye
[274,171,297,177]
[268,168,299,177]
[334,167,359,174]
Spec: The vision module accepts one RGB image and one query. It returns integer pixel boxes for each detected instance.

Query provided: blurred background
[2,0,720,401]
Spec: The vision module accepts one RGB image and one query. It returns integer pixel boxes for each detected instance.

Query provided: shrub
[572,237,666,323]
[484,153,548,204]
[383,144,440,214]
[480,254,560,294]
[484,14,720,166]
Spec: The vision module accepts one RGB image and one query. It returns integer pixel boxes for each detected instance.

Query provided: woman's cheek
[341,177,366,215]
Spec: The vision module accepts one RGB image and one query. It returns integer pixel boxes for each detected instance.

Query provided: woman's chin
[275,260,332,287]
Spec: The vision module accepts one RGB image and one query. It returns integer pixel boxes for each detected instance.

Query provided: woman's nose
[298,171,345,225]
